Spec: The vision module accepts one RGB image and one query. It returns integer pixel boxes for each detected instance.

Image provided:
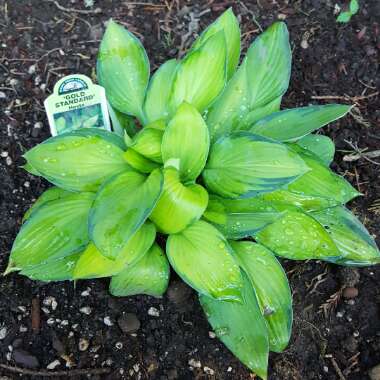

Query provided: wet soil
[0,0,379,379]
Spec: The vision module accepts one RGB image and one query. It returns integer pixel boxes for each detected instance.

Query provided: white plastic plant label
[44,74,111,136]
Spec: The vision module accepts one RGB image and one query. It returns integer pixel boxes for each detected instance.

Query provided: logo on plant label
[44,74,111,136]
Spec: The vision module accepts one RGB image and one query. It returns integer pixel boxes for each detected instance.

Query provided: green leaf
[89,169,163,259]
[350,0,359,15]
[57,128,127,150]
[19,253,80,282]
[170,32,227,113]
[97,20,150,121]
[203,195,282,239]
[162,102,210,182]
[23,187,72,222]
[143,59,178,124]
[191,8,240,79]
[149,167,208,234]
[110,243,170,297]
[123,148,161,173]
[261,189,339,213]
[108,103,139,138]
[166,220,243,302]
[312,206,380,266]
[255,210,340,260]
[206,22,291,142]
[199,271,269,379]
[295,134,335,166]
[73,222,156,279]
[202,133,309,198]
[337,11,352,23]
[286,146,360,205]
[7,192,94,272]
[245,22,291,108]
[230,241,292,352]
[24,132,129,192]
[239,97,282,130]
[129,127,163,163]
[250,104,350,142]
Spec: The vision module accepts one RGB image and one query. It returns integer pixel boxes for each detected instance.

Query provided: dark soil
[1,1,379,379]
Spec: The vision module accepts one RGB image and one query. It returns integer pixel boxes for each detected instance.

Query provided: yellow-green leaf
[255,210,340,260]
[231,241,292,352]
[149,167,208,234]
[166,220,243,302]
[295,134,335,166]
[129,127,163,163]
[89,169,163,259]
[170,32,226,113]
[286,146,360,204]
[123,148,161,173]
[162,102,210,182]
[203,133,309,198]
[312,206,380,266]
[250,104,350,142]
[110,243,170,297]
[199,271,269,379]
[143,59,178,124]
[7,192,95,271]
[24,131,129,192]
[19,252,80,282]
[207,22,291,142]
[97,20,149,121]
[73,222,156,279]
[203,195,282,239]
[23,187,72,222]
[191,8,240,79]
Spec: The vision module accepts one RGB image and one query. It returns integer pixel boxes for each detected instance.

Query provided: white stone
[0,326,7,340]
[188,358,201,368]
[79,306,92,315]
[204,366,215,375]
[103,316,113,326]
[147,307,160,317]
[47,360,60,370]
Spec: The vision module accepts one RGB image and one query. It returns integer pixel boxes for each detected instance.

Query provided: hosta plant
[7,10,379,379]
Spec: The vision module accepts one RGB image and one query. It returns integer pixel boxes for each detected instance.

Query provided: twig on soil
[368,199,380,215]
[326,356,347,380]
[0,364,111,377]
[318,287,344,319]
[311,91,378,103]
[44,0,102,14]
[342,140,380,166]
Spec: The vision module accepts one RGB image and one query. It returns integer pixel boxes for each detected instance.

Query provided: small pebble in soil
[13,349,39,368]
[0,326,7,340]
[208,331,216,339]
[147,307,160,317]
[369,364,380,380]
[227,366,232,372]
[79,306,92,315]
[343,287,359,299]
[81,288,91,297]
[103,316,113,326]
[115,342,123,349]
[204,366,215,375]
[78,338,89,352]
[118,313,141,334]
[188,358,201,368]
[46,359,60,370]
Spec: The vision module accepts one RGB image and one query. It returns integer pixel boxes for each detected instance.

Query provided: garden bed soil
[0,1,379,379]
